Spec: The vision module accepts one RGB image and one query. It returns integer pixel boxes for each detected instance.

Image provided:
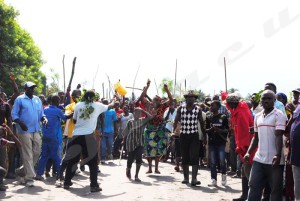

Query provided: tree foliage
[46,68,60,96]
[159,77,207,102]
[159,78,174,96]
[228,88,239,94]
[0,0,45,95]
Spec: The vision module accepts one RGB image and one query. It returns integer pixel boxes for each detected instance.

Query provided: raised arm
[136,107,152,119]
[164,84,173,102]
[136,79,151,106]
[108,99,115,110]
[8,72,19,105]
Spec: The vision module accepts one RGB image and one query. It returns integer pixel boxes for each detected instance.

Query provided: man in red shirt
[226,93,255,201]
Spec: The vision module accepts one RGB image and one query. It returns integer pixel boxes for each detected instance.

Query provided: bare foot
[146,170,152,174]
[155,170,161,174]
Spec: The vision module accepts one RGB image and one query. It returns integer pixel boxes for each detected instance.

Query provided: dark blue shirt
[291,112,300,167]
[42,105,66,142]
[205,112,229,146]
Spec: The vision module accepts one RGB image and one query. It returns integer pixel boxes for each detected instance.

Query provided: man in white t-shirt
[244,90,286,201]
[63,90,114,192]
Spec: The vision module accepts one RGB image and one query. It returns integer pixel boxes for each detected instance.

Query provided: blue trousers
[37,141,61,177]
[209,144,226,180]
[248,161,284,201]
[101,133,114,161]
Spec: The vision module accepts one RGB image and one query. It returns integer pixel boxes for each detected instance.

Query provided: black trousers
[127,146,143,169]
[174,136,181,158]
[180,133,200,166]
[199,140,205,158]
[0,166,5,184]
[64,134,99,187]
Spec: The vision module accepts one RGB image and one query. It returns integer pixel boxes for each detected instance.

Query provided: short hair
[265,82,277,93]
[102,99,109,105]
[261,90,275,99]
[71,89,81,97]
[51,95,60,104]
[211,100,221,109]
[212,95,220,101]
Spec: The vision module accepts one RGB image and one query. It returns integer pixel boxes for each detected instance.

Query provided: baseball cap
[24,81,37,88]
[292,88,300,93]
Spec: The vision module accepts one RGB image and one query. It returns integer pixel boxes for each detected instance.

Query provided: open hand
[9,72,15,81]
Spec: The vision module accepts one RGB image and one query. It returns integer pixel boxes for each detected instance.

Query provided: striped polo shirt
[254,108,286,165]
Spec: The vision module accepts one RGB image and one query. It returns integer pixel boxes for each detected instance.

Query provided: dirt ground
[0,159,243,201]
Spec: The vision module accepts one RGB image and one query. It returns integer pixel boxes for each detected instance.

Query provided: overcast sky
[5,0,300,99]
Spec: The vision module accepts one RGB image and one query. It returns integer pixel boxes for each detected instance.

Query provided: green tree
[159,78,174,96]
[46,68,60,96]
[228,88,239,93]
[0,0,45,95]
[197,89,206,102]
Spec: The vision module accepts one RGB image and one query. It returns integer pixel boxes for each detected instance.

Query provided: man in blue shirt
[35,95,72,185]
[100,99,117,163]
[11,81,48,187]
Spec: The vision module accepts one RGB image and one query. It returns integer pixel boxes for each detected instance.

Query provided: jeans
[101,133,114,161]
[64,134,99,187]
[209,144,226,180]
[248,161,284,201]
[293,165,300,200]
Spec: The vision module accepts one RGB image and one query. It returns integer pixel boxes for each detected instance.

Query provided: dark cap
[183,90,198,98]
[292,88,300,94]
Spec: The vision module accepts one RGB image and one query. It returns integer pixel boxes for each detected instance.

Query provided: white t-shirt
[253,108,286,165]
[163,108,177,132]
[198,111,206,140]
[73,102,108,136]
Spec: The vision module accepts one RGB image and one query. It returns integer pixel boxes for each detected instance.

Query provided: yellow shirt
[64,102,76,138]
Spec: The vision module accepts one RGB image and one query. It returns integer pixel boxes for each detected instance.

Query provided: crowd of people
[0,73,300,201]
